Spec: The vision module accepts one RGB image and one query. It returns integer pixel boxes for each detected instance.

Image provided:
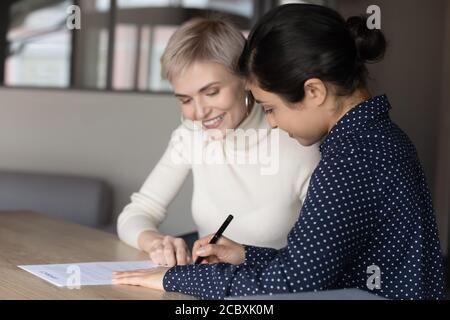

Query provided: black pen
[194,214,234,265]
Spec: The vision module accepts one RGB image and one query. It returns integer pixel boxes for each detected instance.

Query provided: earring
[245,92,251,116]
[180,113,187,125]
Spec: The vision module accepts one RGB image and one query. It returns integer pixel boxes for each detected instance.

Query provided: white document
[18,261,157,287]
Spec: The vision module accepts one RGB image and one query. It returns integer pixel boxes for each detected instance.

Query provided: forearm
[118,133,191,249]
[117,212,160,249]
[243,245,278,269]
[163,248,293,300]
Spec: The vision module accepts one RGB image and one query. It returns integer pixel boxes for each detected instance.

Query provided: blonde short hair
[160,17,246,81]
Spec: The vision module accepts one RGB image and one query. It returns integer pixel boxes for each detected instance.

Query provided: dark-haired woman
[112,4,445,300]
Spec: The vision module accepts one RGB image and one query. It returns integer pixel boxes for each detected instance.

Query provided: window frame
[1,0,277,94]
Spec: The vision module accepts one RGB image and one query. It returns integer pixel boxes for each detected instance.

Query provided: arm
[163,154,380,299]
[117,127,191,250]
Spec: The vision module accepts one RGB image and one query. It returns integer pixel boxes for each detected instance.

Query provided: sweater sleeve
[163,153,380,299]
[117,127,192,249]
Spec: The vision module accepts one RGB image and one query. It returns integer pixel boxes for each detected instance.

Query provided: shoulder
[315,146,378,187]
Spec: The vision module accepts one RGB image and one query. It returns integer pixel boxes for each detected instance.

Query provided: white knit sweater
[117,105,321,249]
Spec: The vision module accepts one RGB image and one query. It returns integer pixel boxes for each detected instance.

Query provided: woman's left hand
[112,266,170,290]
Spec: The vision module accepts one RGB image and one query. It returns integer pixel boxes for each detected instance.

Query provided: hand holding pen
[192,215,245,265]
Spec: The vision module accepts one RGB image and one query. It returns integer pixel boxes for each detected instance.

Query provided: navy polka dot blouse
[163,94,446,300]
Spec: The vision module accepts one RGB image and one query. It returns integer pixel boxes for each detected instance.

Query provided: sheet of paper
[18,261,156,287]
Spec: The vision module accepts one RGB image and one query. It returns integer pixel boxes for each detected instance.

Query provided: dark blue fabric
[163,95,446,300]
[179,231,199,251]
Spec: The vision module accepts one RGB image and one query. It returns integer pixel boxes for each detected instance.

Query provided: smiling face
[170,61,248,138]
[248,79,333,146]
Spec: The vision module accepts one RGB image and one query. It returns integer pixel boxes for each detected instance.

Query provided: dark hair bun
[346,15,386,63]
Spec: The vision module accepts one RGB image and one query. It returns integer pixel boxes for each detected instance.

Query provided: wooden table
[0,211,194,300]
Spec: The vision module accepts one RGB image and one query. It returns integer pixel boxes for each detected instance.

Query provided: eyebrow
[174,81,221,98]
[254,98,267,105]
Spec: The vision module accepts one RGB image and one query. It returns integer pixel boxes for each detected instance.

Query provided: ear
[303,78,327,107]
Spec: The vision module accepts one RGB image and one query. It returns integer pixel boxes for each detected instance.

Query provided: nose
[193,101,206,120]
[266,116,278,129]
[193,97,214,121]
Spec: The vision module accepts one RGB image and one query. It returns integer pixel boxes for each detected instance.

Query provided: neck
[327,88,371,132]
[235,103,254,129]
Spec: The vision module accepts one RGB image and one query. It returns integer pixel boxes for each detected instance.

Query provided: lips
[202,113,225,129]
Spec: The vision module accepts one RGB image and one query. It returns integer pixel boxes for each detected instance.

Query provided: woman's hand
[139,231,191,267]
[112,267,169,290]
[192,234,245,265]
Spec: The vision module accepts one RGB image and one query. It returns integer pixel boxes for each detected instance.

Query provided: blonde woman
[117,17,320,267]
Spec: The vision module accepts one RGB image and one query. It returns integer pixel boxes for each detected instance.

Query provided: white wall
[0,87,196,235]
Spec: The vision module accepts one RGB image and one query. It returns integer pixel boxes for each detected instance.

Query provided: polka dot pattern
[163,95,446,300]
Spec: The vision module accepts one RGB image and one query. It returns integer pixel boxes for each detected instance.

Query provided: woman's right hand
[138,231,191,267]
[192,234,245,265]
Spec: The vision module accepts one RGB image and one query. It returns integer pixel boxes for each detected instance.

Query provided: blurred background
[0,0,448,284]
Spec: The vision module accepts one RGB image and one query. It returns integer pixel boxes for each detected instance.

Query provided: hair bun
[346,15,386,63]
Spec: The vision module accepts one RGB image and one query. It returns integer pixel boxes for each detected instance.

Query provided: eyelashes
[263,107,273,114]
[206,90,219,97]
[179,90,219,104]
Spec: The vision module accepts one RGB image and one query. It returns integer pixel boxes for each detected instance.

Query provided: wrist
[138,231,164,253]
[239,244,245,264]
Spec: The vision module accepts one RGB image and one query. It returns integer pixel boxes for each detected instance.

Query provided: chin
[294,136,315,146]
